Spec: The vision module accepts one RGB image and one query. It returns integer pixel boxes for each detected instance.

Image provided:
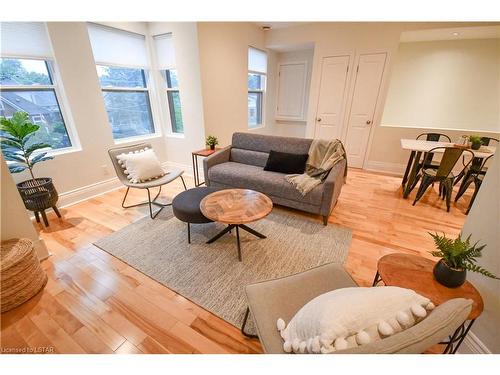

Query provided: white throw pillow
[116,148,166,183]
[277,286,435,354]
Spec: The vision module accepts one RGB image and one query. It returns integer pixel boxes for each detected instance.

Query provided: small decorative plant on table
[1,111,61,227]
[429,232,499,288]
[205,135,219,151]
[468,135,482,150]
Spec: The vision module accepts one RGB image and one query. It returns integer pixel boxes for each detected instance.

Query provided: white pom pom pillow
[116,148,166,184]
[277,286,435,354]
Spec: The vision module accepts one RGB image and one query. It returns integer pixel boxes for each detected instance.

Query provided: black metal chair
[412,147,473,212]
[454,137,498,187]
[108,143,187,219]
[416,133,452,173]
[454,154,493,214]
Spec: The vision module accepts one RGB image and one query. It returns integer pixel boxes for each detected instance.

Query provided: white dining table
[400,139,496,198]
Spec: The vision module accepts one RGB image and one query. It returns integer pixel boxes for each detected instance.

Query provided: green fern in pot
[205,135,219,150]
[468,135,482,150]
[429,232,499,288]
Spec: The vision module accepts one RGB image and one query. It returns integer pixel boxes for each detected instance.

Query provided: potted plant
[205,135,219,151]
[468,135,482,150]
[429,232,499,288]
[1,111,60,226]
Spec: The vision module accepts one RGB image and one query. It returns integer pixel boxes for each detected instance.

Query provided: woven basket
[1,238,47,313]
[16,178,59,212]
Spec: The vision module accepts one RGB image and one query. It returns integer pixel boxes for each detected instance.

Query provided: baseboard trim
[55,161,195,209]
[458,331,491,354]
[57,177,123,209]
[364,160,407,176]
[33,238,50,261]
[163,161,196,179]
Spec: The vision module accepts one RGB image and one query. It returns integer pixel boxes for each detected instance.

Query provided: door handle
[366,120,372,125]
[317,117,322,122]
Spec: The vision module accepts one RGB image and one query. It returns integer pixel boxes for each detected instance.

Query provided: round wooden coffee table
[200,189,273,261]
[372,253,483,354]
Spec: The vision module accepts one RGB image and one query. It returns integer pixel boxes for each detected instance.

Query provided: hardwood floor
[0,169,472,354]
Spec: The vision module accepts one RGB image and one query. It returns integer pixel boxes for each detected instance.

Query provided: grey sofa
[203,132,347,225]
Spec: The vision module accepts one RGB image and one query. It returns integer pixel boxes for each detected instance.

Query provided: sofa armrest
[320,159,347,216]
[203,146,231,186]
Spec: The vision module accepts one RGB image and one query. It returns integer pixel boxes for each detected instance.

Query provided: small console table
[191,148,222,187]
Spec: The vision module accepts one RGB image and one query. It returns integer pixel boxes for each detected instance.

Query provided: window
[154,33,184,134]
[87,23,156,141]
[0,23,74,151]
[96,65,155,140]
[248,47,267,128]
[163,69,183,133]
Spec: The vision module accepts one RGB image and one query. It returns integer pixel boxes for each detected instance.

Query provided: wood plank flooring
[0,169,472,354]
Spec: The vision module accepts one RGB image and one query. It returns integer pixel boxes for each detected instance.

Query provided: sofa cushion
[230,148,269,167]
[232,132,312,155]
[264,150,308,174]
[208,162,324,205]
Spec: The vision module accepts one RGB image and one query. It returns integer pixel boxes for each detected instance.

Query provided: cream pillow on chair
[277,286,435,354]
[116,148,166,183]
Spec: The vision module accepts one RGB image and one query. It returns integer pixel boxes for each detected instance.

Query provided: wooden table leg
[403,151,422,199]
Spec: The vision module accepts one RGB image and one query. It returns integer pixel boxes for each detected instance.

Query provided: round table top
[377,253,483,320]
[200,189,273,225]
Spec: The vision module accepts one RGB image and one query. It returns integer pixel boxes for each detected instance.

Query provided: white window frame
[96,63,160,144]
[162,69,184,135]
[0,56,81,156]
[247,69,266,129]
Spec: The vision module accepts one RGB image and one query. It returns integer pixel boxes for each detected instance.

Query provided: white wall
[148,22,206,170]
[461,151,499,353]
[264,22,500,173]
[9,22,205,206]
[264,48,313,138]
[197,22,266,146]
[382,39,499,132]
[1,156,49,260]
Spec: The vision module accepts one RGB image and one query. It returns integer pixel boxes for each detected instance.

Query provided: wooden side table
[191,148,222,187]
[372,253,483,354]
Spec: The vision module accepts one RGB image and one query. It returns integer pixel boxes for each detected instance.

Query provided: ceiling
[400,25,500,42]
[255,22,308,30]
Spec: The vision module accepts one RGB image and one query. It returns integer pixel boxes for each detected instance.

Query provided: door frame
[342,49,389,169]
[313,53,354,141]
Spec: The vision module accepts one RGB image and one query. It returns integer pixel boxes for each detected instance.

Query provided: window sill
[165,133,185,139]
[4,146,82,165]
[114,133,163,145]
[248,125,265,131]
[47,146,83,157]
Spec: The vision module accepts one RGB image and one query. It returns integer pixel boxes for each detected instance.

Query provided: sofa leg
[322,215,328,226]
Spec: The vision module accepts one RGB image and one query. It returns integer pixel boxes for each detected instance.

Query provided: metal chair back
[427,147,472,179]
[417,133,451,167]
[108,143,152,185]
[476,154,494,176]
[417,133,451,142]
[480,137,499,146]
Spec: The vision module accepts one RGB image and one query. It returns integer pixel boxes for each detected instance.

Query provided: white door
[314,55,350,140]
[344,53,386,168]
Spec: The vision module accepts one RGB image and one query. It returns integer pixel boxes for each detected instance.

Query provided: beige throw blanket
[286,139,347,196]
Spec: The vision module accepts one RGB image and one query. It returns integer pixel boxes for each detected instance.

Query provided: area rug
[94,206,351,333]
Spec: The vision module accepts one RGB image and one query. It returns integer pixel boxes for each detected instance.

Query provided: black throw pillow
[263,150,309,174]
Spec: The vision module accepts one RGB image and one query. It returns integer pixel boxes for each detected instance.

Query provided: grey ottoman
[172,187,219,243]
